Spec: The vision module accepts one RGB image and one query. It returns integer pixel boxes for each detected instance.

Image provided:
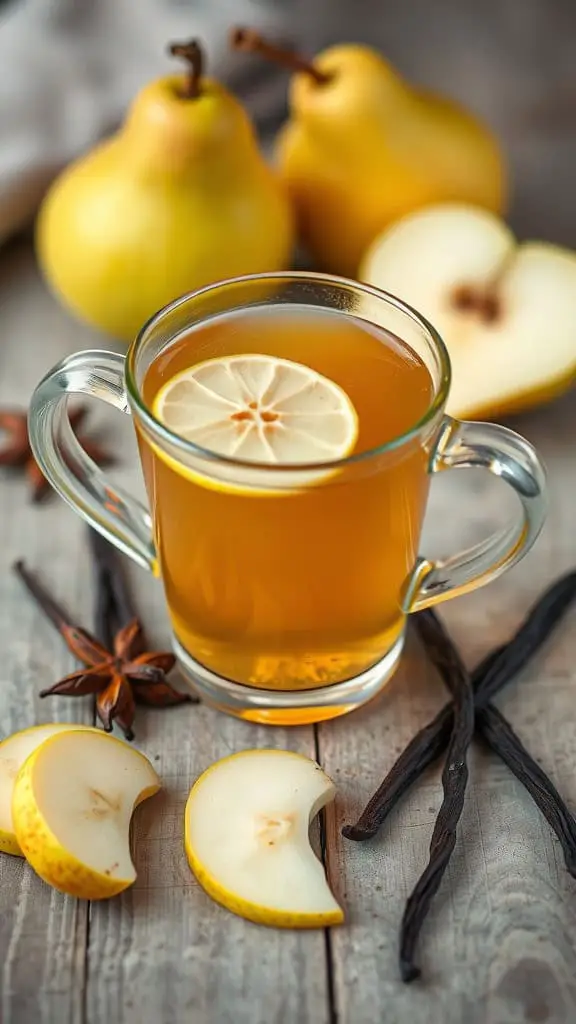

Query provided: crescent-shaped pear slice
[12,729,160,898]
[185,749,343,928]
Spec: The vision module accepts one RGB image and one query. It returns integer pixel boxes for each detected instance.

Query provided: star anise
[39,618,191,741]
[0,405,112,502]
[14,560,196,741]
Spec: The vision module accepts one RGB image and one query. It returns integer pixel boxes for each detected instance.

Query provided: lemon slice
[152,354,358,492]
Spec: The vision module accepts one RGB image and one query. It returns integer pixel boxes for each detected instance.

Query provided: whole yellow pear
[37,41,294,343]
[273,43,506,278]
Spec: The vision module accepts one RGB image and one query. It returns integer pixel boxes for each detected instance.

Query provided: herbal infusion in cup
[140,306,434,691]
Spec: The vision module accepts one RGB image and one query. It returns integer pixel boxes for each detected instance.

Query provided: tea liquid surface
[141,306,434,693]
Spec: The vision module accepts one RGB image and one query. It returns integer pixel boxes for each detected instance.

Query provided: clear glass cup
[28,273,547,725]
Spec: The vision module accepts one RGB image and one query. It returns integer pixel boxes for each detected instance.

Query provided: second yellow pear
[274,43,506,278]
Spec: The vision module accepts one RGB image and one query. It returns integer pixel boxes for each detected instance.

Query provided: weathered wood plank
[85,685,329,1024]
[320,390,576,1023]
[2,240,576,1021]
[84,559,329,1024]
[0,242,329,1024]
[0,241,98,1024]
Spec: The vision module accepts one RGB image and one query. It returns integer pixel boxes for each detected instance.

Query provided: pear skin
[275,44,505,277]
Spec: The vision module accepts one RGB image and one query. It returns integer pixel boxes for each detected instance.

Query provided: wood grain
[319,391,576,1023]
[85,707,329,1024]
[0,241,96,1024]
[2,190,576,1021]
[85,568,329,1024]
[2,237,576,1023]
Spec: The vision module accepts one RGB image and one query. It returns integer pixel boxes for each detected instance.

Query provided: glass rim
[126,270,452,472]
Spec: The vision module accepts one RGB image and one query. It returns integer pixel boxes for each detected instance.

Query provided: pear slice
[12,729,160,898]
[185,749,344,928]
[0,723,100,856]
[361,203,576,419]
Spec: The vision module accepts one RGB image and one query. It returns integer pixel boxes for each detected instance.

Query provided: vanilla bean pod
[398,610,475,982]
[343,572,576,843]
[88,527,135,644]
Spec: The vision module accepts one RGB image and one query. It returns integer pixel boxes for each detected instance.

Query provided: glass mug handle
[29,350,155,572]
[403,416,547,612]
[29,351,547,604]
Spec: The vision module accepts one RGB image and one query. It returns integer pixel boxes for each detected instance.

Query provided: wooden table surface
[0,239,575,1024]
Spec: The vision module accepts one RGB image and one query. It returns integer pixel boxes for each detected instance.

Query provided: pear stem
[231,28,331,85]
[168,39,204,99]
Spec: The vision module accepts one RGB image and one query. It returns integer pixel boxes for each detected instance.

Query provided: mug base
[172,633,405,726]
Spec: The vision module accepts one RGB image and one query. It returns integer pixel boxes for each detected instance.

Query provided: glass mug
[29,273,547,725]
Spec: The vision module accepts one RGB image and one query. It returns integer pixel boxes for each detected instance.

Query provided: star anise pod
[0,405,112,502]
[39,617,193,741]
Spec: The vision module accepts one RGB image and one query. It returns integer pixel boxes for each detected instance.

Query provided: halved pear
[0,723,100,856]
[12,729,160,898]
[361,203,576,419]
[185,749,344,928]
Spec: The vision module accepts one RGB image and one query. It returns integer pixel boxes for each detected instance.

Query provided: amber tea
[139,305,433,695]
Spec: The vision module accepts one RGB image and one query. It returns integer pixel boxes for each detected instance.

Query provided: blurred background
[1,0,575,249]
